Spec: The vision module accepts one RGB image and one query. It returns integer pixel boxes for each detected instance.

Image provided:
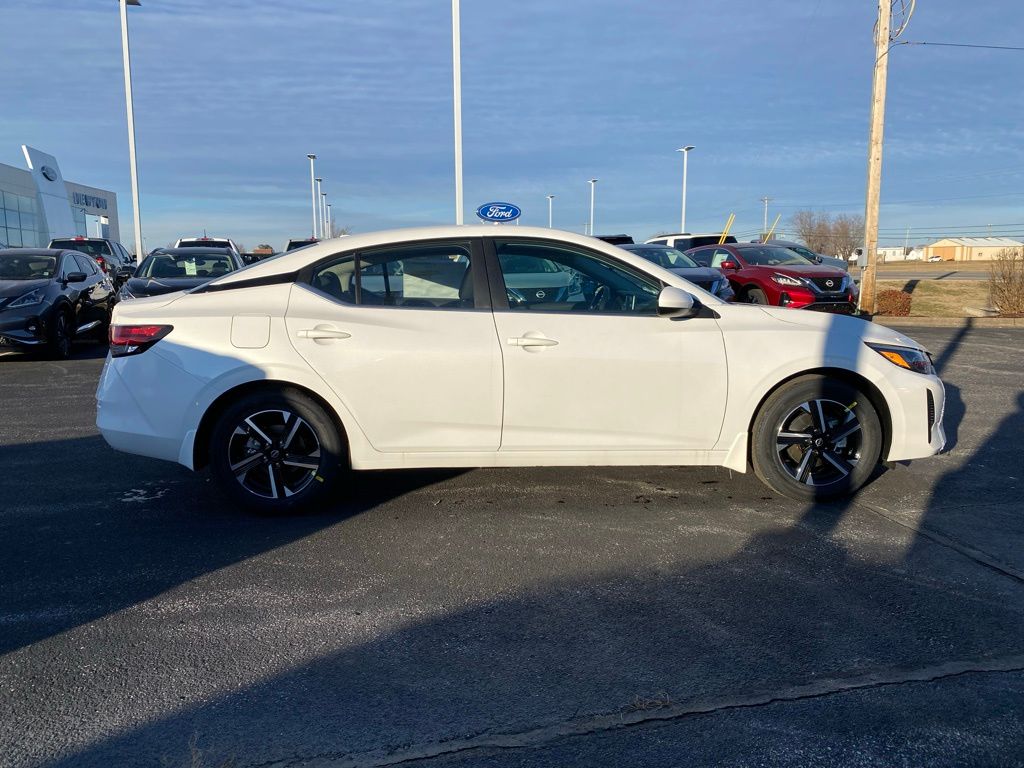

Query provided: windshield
[628,247,699,269]
[737,246,813,267]
[0,253,57,280]
[137,252,237,279]
[50,239,111,258]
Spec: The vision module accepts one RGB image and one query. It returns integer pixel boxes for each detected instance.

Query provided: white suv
[174,237,240,255]
[645,233,737,250]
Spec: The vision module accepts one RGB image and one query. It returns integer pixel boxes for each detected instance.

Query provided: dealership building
[0,145,119,249]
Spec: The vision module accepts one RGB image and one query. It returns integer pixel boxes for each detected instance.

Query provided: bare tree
[329,223,352,238]
[831,213,865,261]
[790,210,831,254]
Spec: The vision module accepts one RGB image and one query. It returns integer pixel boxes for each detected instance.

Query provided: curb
[864,316,1024,328]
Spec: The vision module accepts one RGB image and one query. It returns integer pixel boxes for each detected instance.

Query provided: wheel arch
[191,379,350,471]
[745,367,893,464]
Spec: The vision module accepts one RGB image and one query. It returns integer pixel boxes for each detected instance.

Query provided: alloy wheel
[775,398,862,486]
[227,409,322,499]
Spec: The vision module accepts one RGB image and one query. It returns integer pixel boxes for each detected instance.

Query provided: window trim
[482,236,665,317]
[298,237,492,311]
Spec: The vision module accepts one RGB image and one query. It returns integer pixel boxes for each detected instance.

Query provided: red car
[685,243,856,313]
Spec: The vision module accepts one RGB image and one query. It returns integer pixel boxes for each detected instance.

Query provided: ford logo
[41,165,58,182]
[476,202,521,222]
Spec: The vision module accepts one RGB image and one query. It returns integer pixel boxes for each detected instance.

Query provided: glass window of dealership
[0,147,119,249]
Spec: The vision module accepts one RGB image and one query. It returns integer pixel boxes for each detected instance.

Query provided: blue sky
[3,0,1023,251]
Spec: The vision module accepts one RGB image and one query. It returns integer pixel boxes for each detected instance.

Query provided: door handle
[297,326,351,341]
[507,335,558,348]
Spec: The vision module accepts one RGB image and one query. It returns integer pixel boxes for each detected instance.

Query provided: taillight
[95,256,107,271]
[109,324,173,357]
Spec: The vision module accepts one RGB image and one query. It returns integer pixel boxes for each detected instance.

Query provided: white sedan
[97,226,945,512]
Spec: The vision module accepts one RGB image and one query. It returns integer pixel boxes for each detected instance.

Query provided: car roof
[204,225,697,291]
[154,247,234,256]
[0,248,65,256]
[621,243,674,250]
[50,236,108,242]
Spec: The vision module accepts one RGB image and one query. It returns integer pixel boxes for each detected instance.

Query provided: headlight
[866,343,935,375]
[770,273,803,287]
[7,288,44,309]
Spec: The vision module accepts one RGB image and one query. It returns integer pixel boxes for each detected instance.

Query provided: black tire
[751,375,882,501]
[209,388,347,513]
[746,288,769,305]
[47,309,72,360]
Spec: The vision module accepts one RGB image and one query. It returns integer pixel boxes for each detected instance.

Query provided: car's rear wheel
[751,376,882,501]
[746,288,769,305]
[47,309,72,360]
[210,388,346,513]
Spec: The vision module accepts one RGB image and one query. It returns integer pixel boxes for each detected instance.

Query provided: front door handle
[297,326,351,342]
[507,334,558,348]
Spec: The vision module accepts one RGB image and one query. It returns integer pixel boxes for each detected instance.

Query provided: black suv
[0,249,115,358]
[48,236,134,285]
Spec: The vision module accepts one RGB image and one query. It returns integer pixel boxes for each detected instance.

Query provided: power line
[895,40,1024,52]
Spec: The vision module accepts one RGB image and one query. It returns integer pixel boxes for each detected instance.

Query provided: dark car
[595,234,634,245]
[285,238,319,252]
[620,244,735,301]
[0,249,115,358]
[119,247,244,300]
[762,239,850,272]
[686,243,855,313]
[48,236,134,286]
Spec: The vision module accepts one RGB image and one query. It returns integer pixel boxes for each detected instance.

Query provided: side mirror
[812,255,823,264]
[116,267,132,280]
[720,260,739,270]
[658,285,699,319]
[65,272,87,284]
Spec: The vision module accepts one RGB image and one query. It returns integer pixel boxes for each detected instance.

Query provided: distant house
[924,237,1022,262]
[877,246,911,262]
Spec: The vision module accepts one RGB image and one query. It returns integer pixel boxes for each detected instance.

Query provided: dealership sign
[72,191,108,211]
[476,202,521,222]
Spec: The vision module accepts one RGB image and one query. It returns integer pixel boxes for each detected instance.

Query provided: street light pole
[315,177,324,238]
[118,0,143,256]
[761,196,772,240]
[307,154,317,238]
[327,203,333,239]
[451,0,464,225]
[546,195,555,228]
[676,146,693,233]
[588,179,597,236]
[321,191,328,238]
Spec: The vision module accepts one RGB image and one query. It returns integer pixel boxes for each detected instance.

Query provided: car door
[72,254,111,330]
[486,238,728,451]
[285,238,503,453]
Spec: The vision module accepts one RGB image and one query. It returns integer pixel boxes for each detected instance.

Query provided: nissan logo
[535,290,546,299]
[41,165,58,182]
[825,279,835,288]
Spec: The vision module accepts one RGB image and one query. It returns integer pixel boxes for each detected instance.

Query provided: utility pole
[546,194,555,228]
[760,196,772,240]
[451,0,464,225]
[859,0,893,314]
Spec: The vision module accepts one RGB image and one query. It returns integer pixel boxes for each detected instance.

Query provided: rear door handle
[297,326,351,341]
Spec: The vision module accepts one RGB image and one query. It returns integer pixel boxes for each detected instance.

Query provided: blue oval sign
[476,202,521,222]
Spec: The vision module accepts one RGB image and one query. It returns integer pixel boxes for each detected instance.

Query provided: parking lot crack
[247,653,1024,768]
[855,500,1024,585]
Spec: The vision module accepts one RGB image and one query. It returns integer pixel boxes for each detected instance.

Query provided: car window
[709,249,733,268]
[74,254,98,275]
[737,246,813,266]
[310,240,476,310]
[493,239,660,314]
[50,240,111,258]
[0,253,56,279]
[137,252,237,279]
[629,247,698,270]
[687,248,713,267]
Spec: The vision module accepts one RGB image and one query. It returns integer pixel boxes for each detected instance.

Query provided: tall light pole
[451,0,464,225]
[676,146,694,233]
[307,154,317,238]
[760,196,772,240]
[118,0,143,256]
[588,179,597,236]
[546,195,555,228]
[327,203,333,239]
[321,191,328,238]
[315,177,324,238]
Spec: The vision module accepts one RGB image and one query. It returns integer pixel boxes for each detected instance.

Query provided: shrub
[989,248,1024,316]
[876,289,912,316]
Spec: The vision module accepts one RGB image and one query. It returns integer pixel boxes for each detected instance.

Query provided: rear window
[179,240,231,249]
[50,239,112,257]
[137,252,237,279]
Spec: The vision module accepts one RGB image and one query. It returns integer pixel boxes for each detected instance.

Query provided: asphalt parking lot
[2,326,1023,767]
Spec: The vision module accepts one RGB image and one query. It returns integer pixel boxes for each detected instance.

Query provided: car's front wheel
[209,388,347,513]
[746,288,769,305]
[47,309,72,360]
[751,376,883,501]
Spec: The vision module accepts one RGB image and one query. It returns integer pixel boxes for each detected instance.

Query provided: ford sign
[476,202,521,222]
[41,165,58,182]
